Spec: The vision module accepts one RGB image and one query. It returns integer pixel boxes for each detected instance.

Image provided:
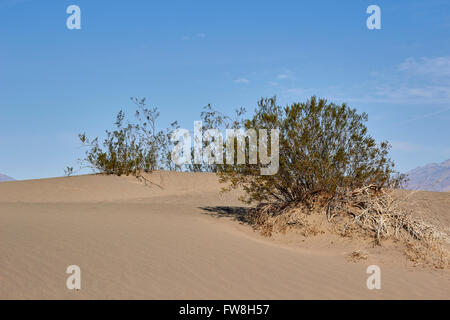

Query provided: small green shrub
[78,97,179,176]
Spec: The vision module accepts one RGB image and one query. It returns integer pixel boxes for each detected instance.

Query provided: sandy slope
[0,172,449,299]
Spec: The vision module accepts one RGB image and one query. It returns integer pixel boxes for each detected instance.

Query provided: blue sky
[1,0,450,180]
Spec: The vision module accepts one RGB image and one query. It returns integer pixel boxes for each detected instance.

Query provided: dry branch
[249,185,449,269]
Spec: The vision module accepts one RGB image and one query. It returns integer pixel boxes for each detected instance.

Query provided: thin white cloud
[330,56,450,105]
[398,56,450,77]
[182,33,206,40]
[274,57,450,105]
[398,106,450,125]
[235,78,249,84]
[276,70,295,80]
[372,85,450,102]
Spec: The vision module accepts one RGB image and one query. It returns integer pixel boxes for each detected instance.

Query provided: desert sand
[0,172,449,299]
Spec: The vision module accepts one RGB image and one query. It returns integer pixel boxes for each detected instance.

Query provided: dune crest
[0,171,231,203]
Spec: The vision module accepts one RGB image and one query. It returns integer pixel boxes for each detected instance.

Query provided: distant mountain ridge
[0,173,15,182]
[405,159,450,192]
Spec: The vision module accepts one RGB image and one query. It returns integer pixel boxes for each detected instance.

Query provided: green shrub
[78,97,179,176]
[216,96,404,205]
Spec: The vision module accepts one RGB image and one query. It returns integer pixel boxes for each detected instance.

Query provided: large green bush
[216,96,404,205]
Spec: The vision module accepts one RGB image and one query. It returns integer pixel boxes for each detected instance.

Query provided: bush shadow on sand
[199,206,252,225]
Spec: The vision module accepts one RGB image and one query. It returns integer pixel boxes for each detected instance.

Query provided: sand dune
[0,172,449,299]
